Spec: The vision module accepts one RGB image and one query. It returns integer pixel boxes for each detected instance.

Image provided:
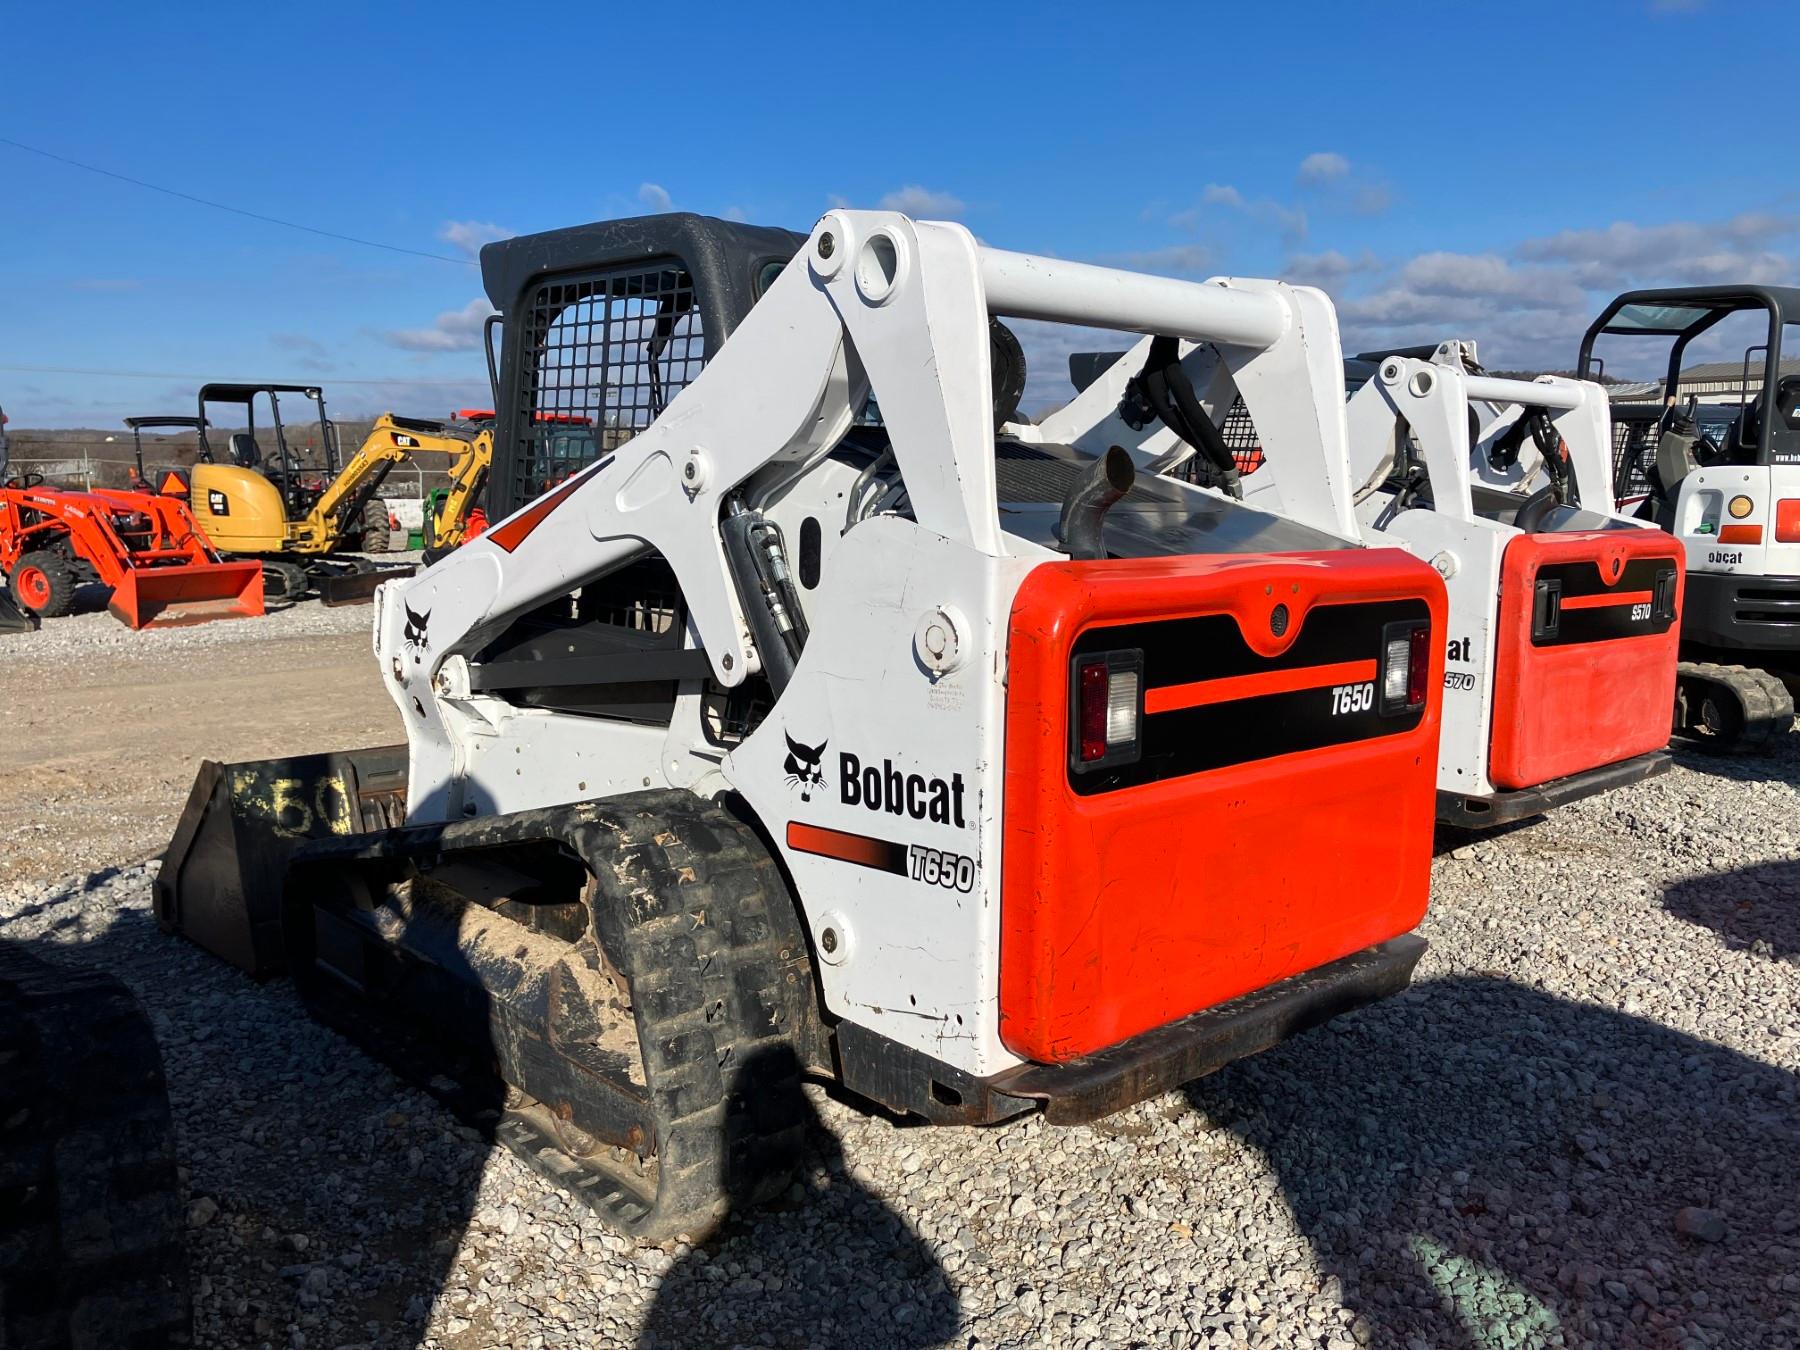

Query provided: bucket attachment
[154,745,408,976]
[317,562,415,608]
[109,560,266,629]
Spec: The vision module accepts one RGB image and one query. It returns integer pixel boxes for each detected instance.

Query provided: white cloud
[1310,210,1800,371]
[1110,244,1216,277]
[271,332,334,373]
[1514,212,1798,288]
[877,185,966,218]
[1297,152,1350,185]
[637,182,673,212]
[384,298,498,353]
[1179,183,1308,242]
[1284,248,1382,291]
[439,220,515,260]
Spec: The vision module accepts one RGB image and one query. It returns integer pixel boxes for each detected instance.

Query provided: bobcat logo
[402,603,431,655]
[783,733,828,802]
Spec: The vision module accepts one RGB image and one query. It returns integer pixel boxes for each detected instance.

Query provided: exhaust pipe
[1058,446,1136,561]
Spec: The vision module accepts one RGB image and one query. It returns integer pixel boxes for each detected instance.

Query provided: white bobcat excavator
[1583,286,1799,750]
[1049,326,1682,829]
[156,210,1449,1239]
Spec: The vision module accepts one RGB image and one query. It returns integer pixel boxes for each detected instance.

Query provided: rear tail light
[1407,624,1430,708]
[1777,499,1800,543]
[1380,621,1431,715]
[1718,523,1763,545]
[1382,636,1411,705]
[1072,650,1144,770]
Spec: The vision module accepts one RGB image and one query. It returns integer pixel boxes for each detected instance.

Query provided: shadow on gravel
[637,1063,959,1350]
[3,878,484,1349]
[1666,739,1800,785]
[1663,859,1800,959]
[1186,976,1800,1348]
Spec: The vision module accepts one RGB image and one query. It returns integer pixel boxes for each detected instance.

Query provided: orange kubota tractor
[0,470,264,629]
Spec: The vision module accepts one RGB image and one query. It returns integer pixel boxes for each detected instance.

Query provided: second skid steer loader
[157,210,1448,1239]
[1050,329,1683,828]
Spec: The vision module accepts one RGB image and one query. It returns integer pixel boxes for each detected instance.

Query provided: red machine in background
[0,473,264,629]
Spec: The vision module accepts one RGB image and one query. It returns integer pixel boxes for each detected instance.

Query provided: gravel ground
[2,735,1797,1349]
[0,575,405,883]
[0,553,418,666]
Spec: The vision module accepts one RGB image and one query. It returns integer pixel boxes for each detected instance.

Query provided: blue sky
[2,0,1795,426]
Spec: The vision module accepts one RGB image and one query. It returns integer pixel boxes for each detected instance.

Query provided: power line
[0,363,482,388]
[0,136,477,267]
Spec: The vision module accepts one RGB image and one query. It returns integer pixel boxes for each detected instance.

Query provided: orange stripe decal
[485,465,598,553]
[1145,658,1379,715]
[786,822,906,873]
[1559,589,1652,611]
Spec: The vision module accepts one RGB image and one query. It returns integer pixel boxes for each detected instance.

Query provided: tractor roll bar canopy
[125,415,207,480]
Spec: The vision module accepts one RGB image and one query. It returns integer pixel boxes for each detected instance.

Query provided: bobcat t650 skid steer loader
[158,211,1447,1239]
[1048,329,1683,828]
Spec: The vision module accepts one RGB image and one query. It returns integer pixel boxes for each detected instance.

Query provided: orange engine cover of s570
[999,549,1447,1064]
[1488,530,1682,792]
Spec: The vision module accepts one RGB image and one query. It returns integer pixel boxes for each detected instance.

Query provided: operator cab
[197,383,340,516]
[1580,286,1800,512]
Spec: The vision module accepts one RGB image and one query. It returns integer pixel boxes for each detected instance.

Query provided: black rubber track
[288,789,821,1242]
[0,943,190,1349]
[258,559,311,603]
[584,791,818,1239]
[1675,661,1796,754]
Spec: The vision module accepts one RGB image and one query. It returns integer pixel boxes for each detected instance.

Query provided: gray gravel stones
[0,553,417,664]
[2,727,1797,1348]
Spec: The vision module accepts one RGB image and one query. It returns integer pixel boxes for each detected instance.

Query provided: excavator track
[284,790,822,1242]
[0,943,190,1349]
[1673,661,1796,753]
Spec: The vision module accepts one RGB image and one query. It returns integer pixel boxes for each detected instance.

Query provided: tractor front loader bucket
[154,745,408,976]
[317,562,415,607]
[110,559,266,629]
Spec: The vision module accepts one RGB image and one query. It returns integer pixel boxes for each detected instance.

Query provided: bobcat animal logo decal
[402,603,431,656]
[783,733,828,802]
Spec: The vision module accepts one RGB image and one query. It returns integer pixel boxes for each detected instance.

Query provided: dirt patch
[0,629,400,883]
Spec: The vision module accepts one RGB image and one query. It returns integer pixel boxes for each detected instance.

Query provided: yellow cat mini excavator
[173,384,492,602]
